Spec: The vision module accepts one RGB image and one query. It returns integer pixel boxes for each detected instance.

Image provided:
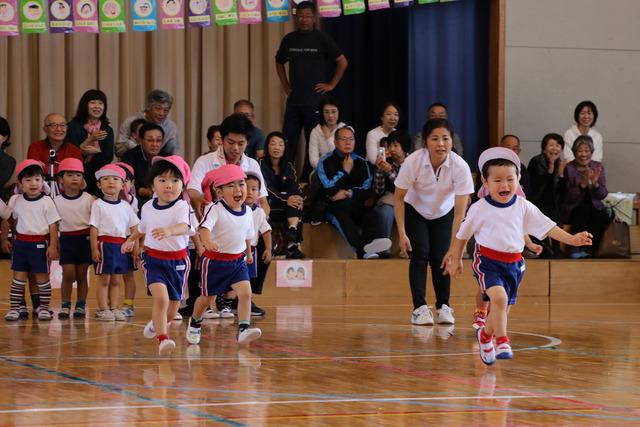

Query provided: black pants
[405,204,453,310]
[568,201,611,251]
[250,236,271,295]
[328,199,386,257]
[282,104,317,181]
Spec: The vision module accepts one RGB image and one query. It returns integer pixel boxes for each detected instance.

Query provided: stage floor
[0,296,639,426]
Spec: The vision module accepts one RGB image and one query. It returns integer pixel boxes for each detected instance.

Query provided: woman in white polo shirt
[394,118,474,326]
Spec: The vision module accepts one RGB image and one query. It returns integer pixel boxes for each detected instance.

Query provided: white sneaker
[411,305,434,325]
[38,308,52,321]
[95,309,115,321]
[219,307,234,319]
[436,304,455,324]
[158,338,176,356]
[476,327,496,365]
[112,309,126,321]
[143,320,157,339]
[4,310,19,321]
[203,308,220,319]
[173,312,183,321]
[362,252,379,260]
[363,238,392,255]
[237,327,262,345]
[186,322,201,345]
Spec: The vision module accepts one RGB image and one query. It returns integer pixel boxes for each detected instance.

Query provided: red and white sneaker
[475,327,496,365]
[495,337,513,359]
[472,310,487,330]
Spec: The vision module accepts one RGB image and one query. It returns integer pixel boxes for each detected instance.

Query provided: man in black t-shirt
[275,1,348,180]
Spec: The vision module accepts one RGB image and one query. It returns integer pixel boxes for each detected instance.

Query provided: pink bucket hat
[477,147,525,199]
[210,164,246,188]
[95,164,126,181]
[58,158,85,174]
[15,159,45,177]
[152,155,192,185]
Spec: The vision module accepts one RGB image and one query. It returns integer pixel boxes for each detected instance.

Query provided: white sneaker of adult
[363,238,392,255]
[411,305,434,325]
[436,304,455,324]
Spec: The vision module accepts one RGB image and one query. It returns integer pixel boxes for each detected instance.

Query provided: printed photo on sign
[102,0,119,17]
[267,0,283,8]
[276,260,312,288]
[134,0,152,16]
[50,0,71,18]
[214,0,231,12]
[24,1,43,19]
[240,0,256,9]
[77,0,93,16]
[188,0,205,13]
[0,2,16,21]
[162,0,180,15]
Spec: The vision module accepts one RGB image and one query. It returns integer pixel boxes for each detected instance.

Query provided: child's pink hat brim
[152,155,192,185]
[15,159,45,177]
[58,158,85,174]
[95,164,126,181]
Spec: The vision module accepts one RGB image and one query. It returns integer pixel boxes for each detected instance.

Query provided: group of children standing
[0,154,263,355]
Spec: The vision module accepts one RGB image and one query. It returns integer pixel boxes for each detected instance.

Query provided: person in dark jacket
[317,126,391,259]
[260,131,304,259]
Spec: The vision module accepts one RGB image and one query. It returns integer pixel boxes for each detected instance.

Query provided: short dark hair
[571,135,594,156]
[233,99,254,111]
[145,89,173,110]
[146,159,184,188]
[481,158,518,180]
[574,100,598,127]
[500,134,520,145]
[245,173,262,189]
[220,113,254,139]
[296,0,316,14]
[387,129,411,155]
[541,133,564,151]
[129,118,148,138]
[139,122,165,140]
[421,118,453,141]
[427,102,448,113]
[381,101,401,118]
[18,165,45,181]
[0,116,10,148]
[318,96,340,126]
[73,89,109,125]
[206,125,221,142]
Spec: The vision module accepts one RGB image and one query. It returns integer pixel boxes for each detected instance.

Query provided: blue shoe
[569,251,589,259]
[122,306,135,317]
[495,342,513,359]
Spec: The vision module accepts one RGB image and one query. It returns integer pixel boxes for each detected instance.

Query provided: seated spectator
[66,89,115,195]
[528,133,566,223]
[498,134,529,195]
[563,100,603,162]
[412,103,463,155]
[318,126,391,259]
[27,113,82,177]
[121,122,164,210]
[560,135,610,258]
[260,132,304,259]
[0,116,16,195]
[366,102,399,165]
[308,96,345,170]
[373,129,410,258]
[233,100,265,160]
[205,125,222,153]
[116,89,178,157]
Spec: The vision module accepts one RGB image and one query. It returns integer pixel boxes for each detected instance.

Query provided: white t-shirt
[9,194,61,235]
[54,192,94,232]
[562,125,603,162]
[0,199,11,220]
[199,201,254,254]
[308,123,345,170]
[90,199,140,238]
[188,147,267,199]
[139,198,194,251]
[250,205,271,246]
[366,126,394,165]
[394,149,474,220]
[457,196,556,253]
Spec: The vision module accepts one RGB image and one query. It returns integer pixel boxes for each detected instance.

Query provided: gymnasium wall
[504,0,640,192]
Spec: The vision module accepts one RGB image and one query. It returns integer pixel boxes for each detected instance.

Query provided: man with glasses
[116,89,179,157]
[233,99,265,160]
[27,113,82,174]
[317,126,391,259]
[275,0,348,179]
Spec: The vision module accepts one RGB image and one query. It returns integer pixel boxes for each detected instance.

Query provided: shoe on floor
[363,238,392,256]
[472,310,487,330]
[436,304,455,324]
[95,309,115,321]
[251,301,266,316]
[237,327,262,345]
[122,306,135,317]
[158,338,176,356]
[4,309,19,321]
[143,320,157,339]
[18,306,29,320]
[496,339,513,360]
[411,305,434,326]
[216,295,235,318]
[202,308,220,319]
[58,307,70,319]
[73,306,86,319]
[38,308,52,321]
[112,309,126,321]
[186,322,201,345]
[476,327,496,365]
[173,312,183,321]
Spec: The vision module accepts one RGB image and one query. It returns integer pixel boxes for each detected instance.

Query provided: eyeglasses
[336,137,355,142]
[45,123,67,129]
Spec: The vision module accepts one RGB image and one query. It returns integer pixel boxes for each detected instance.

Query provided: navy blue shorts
[200,255,249,297]
[248,246,258,279]
[60,234,92,265]
[11,239,49,273]
[94,241,129,275]
[472,251,525,306]
[141,251,190,301]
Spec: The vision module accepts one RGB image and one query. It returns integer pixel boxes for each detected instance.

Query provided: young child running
[123,155,193,356]
[3,160,60,321]
[187,164,262,346]
[90,164,139,321]
[443,147,592,365]
[54,158,94,319]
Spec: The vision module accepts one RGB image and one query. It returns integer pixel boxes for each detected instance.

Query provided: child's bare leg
[166,301,180,323]
[475,290,489,312]
[108,275,121,310]
[123,271,136,308]
[61,264,76,305]
[149,283,170,336]
[97,274,111,310]
[192,295,214,319]
[232,281,252,322]
[484,286,508,338]
[75,264,90,302]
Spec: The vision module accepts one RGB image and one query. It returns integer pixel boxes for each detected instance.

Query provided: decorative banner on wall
[48,0,72,32]
[264,0,286,22]
[368,0,389,11]
[237,0,260,24]
[393,0,413,8]
[417,0,437,3]
[342,0,363,15]
[20,0,47,33]
[317,0,340,18]
[131,0,156,31]
[187,0,209,26]
[98,0,125,32]
[73,0,97,31]
[212,0,236,25]
[158,0,183,29]
[0,0,20,35]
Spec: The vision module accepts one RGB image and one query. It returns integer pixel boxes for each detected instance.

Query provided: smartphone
[378,147,386,158]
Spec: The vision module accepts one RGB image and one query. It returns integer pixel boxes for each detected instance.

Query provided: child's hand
[203,241,219,252]
[571,231,593,247]
[246,252,254,265]
[92,248,102,263]
[151,227,170,240]
[526,241,543,256]
[47,244,59,261]
[121,239,135,253]
[0,239,11,254]
[263,249,272,264]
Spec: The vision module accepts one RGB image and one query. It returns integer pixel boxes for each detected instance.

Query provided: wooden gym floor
[0,276,639,427]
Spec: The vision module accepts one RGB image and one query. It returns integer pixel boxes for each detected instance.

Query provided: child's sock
[479,328,493,344]
[31,294,40,311]
[10,279,27,311]
[190,316,202,326]
[61,301,71,309]
[37,281,51,310]
[238,320,250,332]
[157,334,169,343]
[496,336,510,345]
[75,300,86,309]
[123,299,134,308]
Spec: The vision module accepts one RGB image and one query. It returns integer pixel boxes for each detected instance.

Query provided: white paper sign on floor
[276,260,312,288]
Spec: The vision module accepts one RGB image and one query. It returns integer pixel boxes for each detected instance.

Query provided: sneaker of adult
[143,320,157,339]
[363,238,392,256]
[495,341,514,360]
[472,310,487,330]
[237,327,262,345]
[202,308,220,319]
[411,305,434,326]
[475,327,496,365]
[158,339,176,356]
[436,304,455,324]
[58,307,70,320]
[186,323,201,345]
[112,309,126,321]
[362,252,380,260]
[4,309,19,321]
[251,301,266,316]
[95,309,115,321]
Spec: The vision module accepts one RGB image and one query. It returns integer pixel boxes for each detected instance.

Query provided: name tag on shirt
[36,244,45,249]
